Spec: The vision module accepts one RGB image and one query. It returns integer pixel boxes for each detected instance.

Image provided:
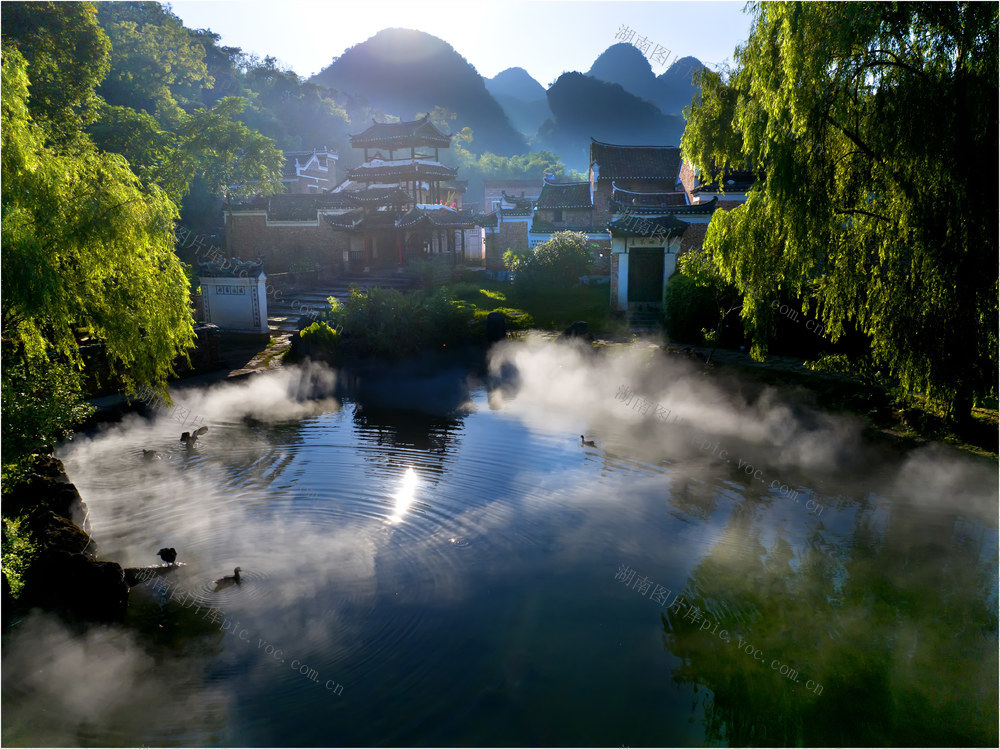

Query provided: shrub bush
[504,231,594,288]
[312,287,472,359]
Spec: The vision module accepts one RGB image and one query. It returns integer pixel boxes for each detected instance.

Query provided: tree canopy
[0,2,283,470]
[2,47,194,390]
[682,2,998,420]
[0,1,110,142]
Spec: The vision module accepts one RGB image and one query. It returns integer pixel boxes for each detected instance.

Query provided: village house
[281,148,339,193]
[480,141,756,302]
[679,162,757,210]
[479,176,612,272]
[483,178,542,213]
[530,178,609,249]
[478,190,535,270]
[589,139,722,313]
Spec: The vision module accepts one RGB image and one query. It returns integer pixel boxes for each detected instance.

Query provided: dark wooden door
[627,248,664,304]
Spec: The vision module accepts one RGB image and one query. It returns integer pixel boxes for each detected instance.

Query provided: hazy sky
[170,1,755,85]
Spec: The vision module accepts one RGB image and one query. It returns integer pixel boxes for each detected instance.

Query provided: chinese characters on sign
[614,25,678,68]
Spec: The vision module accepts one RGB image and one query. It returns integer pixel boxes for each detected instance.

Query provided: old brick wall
[227,213,349,272]
[496,220,529,254]
[679,222,710,254]
[535,207,595,228]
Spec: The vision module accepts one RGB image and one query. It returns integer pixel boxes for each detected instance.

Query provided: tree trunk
[949,385,975,431]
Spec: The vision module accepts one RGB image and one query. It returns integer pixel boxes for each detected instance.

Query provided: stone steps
[627,309,663,331]
[266,274,419,333]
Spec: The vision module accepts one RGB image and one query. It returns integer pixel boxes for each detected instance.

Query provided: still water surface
[4,350,997,746]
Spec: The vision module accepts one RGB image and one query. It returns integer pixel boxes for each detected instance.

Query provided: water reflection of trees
[660,498,998,746]
[352,403,464,481]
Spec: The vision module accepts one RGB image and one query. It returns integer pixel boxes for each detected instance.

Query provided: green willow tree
[2,48,194,443]
[1,2,283,470]
[682,2,998,422]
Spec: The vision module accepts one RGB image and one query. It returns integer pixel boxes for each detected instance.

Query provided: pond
[3,339,997,747]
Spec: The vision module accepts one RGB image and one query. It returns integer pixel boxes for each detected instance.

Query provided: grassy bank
[291,280,623,363]
[445,280,619,333]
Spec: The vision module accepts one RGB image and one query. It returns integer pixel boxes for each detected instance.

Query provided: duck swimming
[213,566,242,590]
[580,435,597,447]
[180,425,208,446]
[142,449,159,460]
[158,547,178,564]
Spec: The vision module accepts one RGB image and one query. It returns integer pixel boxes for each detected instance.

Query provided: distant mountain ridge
[308,29,707,173]
[478,44,705,168]
[485,68,552,138]
[587,43,661,104]
[485,67,546,102]
[535,72,685,172]
[311,28,526,156]
[587,43,706,114]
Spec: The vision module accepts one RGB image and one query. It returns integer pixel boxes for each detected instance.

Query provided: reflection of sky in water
[5,354,996,747]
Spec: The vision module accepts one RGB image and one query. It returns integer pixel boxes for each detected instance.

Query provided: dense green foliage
[0,2,286,479]
[442,283,535,332]
[298,278,614,361]
[1,515,40,598]
[682,2,998,420]
[307,287,472,360]
[0,2,111,143]
[446,281,611,333]
[503,231,595,288]
[1,358,95,472]
[96,1,212,121]
[668,250,746,353]
[1,46,194,389]
[663,270,722,345]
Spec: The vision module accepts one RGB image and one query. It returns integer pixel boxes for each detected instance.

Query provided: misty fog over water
[3,339,996,746]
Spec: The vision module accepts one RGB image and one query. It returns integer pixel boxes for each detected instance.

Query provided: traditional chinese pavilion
[225,117,482,272]
[329,116,480,268]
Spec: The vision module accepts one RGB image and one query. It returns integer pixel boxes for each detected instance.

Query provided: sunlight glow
[389,466,419,523]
